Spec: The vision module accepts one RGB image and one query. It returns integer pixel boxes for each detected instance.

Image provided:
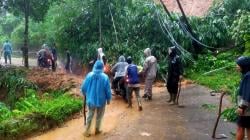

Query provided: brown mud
[28,81,235,140]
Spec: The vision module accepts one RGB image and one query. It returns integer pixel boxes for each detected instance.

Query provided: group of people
[1,40,72,73]
[37,43,57,71]
[1,39,249,139]
[1,40,12,65]
[38,45,72,73]
[80,46,184,137]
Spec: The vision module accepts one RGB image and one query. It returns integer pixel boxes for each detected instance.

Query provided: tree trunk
[23,0,29,68]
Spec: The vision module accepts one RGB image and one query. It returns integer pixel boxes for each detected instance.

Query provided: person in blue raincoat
[81,60,112,137]
[1,40,12,64]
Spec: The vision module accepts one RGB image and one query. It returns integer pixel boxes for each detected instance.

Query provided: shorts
[237,116,250,128]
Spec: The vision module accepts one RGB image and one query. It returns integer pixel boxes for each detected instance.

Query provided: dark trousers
[4,52,11,64]
[167,76,179,95]
[112,76,123,90]
[127,87,142,107]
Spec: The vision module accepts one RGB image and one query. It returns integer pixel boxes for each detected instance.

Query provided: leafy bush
[40,94,82,123]
[186,52,240,94]
[0,103,12,123]
[0,67,37,108]
[11,20,47,50]
[43,0,196,66]
[186,52,241,122]
[41,0,249,78]
[0,89,83,139]
[230,10,250,46]
[221,108,237,122]
[244,35,250,55]
[0,14,21,43]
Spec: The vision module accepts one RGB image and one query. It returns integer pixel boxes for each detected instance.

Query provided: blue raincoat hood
[93,60,104,73]
[81,60,112,107]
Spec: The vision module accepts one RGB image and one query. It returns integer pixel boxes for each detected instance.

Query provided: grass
[0,89,83,139]
[0,68,83,139]
[186,56,240,122]
[186,69,240,94]
[201,104,217,111]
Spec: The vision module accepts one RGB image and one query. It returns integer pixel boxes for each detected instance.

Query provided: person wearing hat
[81,60,112,137]
[236,56,250,140]
[166,46,183,104]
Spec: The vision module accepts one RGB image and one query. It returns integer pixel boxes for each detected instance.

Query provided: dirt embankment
[26,68,83,94]
[162,0,213,16]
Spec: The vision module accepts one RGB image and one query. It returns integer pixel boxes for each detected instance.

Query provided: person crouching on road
[126,56,142,111]
[235,56,250,140]
[141,48,157,100]
[166,46,183,105]
[81,60,112,137]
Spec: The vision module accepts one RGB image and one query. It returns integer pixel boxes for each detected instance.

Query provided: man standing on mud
[235,56,250,140]
[126,56,143,111]
[1,40,12,64]
[141,48,157,100]
[81,60,112,137]
[166,46,183,104]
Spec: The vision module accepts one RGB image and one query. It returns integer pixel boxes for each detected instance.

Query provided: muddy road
[0,57,37,67]
[3,57,235,140]
[28,82,235,140]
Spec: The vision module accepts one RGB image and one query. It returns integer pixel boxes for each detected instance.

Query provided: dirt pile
[26,68,82,93]
[162,0,213,16]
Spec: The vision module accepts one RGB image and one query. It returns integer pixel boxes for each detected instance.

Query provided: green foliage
[230,10,250,46]
[188,54,235,73]
[0,68,37,108]
[221,108,237,122]
[209,0,250,17]
[10,23,24,47]
[186,53,240,93]
[41,0,247,71]
[43,0,183,65]
[221,86,238,122]
[14,89,41,114]
[0,89,83,138]
[6,0,53,22]
[201,104,216,111]
[188,69,239,93]
[0,103,12,122]
[186,53,240,122]
[221,0,250,15]
[190,15,231,49]
[0,14,21,41]
[11,20,47,49]
[206,0,250,51]
[40,94,82,123]
[244,35,250,55]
